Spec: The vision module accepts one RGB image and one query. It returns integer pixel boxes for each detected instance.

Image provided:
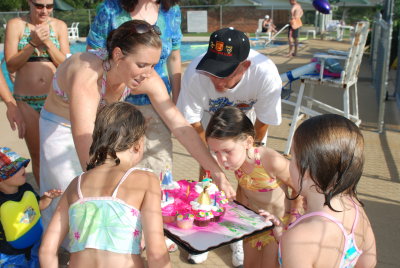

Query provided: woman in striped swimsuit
[4,0,70,186]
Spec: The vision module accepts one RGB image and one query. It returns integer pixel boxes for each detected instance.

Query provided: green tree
[0,0,24,11]
[180,0,231,5]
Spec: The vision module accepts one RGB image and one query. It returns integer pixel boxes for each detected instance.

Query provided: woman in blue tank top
[87,0,182,177]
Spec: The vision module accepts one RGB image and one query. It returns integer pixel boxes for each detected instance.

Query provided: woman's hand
[5,102,25,139]
[30,24,50,47]
[211,171,236,200]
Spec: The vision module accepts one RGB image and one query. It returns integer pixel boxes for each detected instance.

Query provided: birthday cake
[160,170,229,229]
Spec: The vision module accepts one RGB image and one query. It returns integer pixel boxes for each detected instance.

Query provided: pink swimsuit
[279,200,363,267]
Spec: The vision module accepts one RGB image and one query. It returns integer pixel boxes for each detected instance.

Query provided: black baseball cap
[196,27,250,78]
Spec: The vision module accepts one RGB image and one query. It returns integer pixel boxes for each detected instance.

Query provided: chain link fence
[1,5,319,41]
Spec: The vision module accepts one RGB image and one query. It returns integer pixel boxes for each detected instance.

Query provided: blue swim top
[69,167,145,254]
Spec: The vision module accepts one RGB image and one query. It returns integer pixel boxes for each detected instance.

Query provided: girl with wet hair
[206,106,302,268]
[39,19,235,250]
[262,114,377,267]
[40,102,171,267]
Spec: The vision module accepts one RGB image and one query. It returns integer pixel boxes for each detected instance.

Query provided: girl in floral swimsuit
[261,114,377,267]
[40,102,171,267]
[205,106,302,268]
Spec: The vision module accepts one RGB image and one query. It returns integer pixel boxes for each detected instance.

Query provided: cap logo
[210,41,215,49]
[216,41,224,52]
[226,45,233,54]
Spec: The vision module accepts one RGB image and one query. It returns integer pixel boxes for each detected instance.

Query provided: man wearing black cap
[177,27,282,266]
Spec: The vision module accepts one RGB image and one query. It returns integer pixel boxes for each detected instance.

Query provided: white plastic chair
[68,22,80,41]
[283,21,370,154]
[255,19,271,41]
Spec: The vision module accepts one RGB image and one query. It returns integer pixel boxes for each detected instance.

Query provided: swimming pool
[1,40,282,91]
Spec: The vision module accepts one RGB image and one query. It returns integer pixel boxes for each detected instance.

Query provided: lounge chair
[282,21,370,155]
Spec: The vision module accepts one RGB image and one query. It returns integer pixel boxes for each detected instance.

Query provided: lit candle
[166,192,168,201]
[186,186,190,197]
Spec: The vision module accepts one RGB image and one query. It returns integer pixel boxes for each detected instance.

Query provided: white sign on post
[187,11,208,33]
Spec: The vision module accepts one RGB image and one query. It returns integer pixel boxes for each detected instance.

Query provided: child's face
[207,137,248,171]
[0,167,27,187]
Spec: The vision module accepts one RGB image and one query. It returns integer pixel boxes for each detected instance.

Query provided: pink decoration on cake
[160,178,228,229]
[161,191,176,223]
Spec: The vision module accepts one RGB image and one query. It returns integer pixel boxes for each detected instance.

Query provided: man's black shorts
[288,26,300,39]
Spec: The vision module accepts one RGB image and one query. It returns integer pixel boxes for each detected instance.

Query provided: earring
[246,147,252,160]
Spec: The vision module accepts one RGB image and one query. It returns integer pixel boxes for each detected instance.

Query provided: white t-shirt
[177,50,282,127]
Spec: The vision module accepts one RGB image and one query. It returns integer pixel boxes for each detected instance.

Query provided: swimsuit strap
[253,147,261,165]
[289,199,359,237]
[100,69,107,98]
[111,167,142,198]
[348,198,359,234]
[290,211,348,236]
[77,173,85,199]
[76,168,139,199]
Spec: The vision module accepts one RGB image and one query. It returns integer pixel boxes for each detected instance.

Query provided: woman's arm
[39,184,72,268]
[66,55,102,170]
[167,49,181,104]
[44,20,70,66]
[0,69,25,138]
[140,173,171,268]
[141,74,236,198]
[4,18,36,73]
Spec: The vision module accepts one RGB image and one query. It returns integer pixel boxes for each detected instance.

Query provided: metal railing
[263,24,290,46]
[370,11,394,132]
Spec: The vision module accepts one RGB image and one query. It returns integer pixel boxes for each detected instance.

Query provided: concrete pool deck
[1,37,399,267]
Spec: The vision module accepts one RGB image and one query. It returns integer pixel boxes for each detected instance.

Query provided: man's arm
[191,121,206,143]
[254,119,269,144]
[191,121,208,180]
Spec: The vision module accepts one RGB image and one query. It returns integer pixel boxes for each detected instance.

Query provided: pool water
[69,41,210,62]
[1,40,283,91]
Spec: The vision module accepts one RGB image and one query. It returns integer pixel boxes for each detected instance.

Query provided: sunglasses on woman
[132,24,161,36]
[31,1,54,10]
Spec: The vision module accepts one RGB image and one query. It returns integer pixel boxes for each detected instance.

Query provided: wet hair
[205,106,255,142]
[292,114,365,211]
[120,0,179,12]
[106,20,162,60]
[87,102,146,170]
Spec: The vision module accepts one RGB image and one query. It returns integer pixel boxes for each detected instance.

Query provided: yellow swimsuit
[235,148,288,250]
[235,148,282,193]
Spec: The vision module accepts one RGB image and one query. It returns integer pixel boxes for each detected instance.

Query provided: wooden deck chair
[283,21,370,155]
